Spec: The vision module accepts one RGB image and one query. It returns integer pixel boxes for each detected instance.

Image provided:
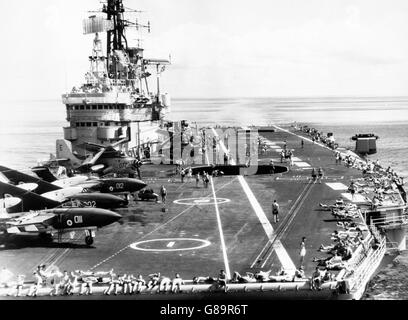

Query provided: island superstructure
[62,0,171,160]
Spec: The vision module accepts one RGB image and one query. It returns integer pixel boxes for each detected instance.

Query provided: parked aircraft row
[0,165,148,246]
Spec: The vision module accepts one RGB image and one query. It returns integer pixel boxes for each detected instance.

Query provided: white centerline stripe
[205,138,231,280]
[210,177,231,280]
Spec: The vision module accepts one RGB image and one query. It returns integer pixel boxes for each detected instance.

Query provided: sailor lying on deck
[231,272,257,284]
[313,253,349,270]
[268,268,295,282]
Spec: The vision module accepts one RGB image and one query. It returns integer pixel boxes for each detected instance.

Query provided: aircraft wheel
[85,236,94,246]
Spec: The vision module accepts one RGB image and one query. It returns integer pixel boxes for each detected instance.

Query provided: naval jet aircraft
[0,181,128,213]
[0,165,146,205]
[31,166,147,198]
[0,207,121,246]
[44,138,143,178]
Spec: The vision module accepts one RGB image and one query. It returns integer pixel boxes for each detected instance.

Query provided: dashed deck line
[326,183,349,191]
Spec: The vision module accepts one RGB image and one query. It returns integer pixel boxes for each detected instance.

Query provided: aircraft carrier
[0,0,407,300]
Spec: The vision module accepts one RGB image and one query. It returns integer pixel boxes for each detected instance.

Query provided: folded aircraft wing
[6,211,55,233]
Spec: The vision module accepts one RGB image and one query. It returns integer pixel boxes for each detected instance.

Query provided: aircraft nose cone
[136,180,147,190]
[101,210,122,225]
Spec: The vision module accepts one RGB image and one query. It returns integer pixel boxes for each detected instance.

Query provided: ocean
[0,96,407,299]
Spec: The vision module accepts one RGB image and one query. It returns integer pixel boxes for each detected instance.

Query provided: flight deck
[0,124,392,299]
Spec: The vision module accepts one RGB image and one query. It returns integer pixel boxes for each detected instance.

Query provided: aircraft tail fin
[56,140,82,167]
[31,166,58,183]
[0,181,60,212]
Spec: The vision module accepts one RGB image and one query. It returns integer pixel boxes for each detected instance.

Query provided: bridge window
[98,105,103,110]
[79,105,85,110]
[86,106,91,110]
[92,105,97,110]
[93,122,98,127]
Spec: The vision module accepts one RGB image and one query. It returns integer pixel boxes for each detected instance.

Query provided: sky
[0,0,408,100]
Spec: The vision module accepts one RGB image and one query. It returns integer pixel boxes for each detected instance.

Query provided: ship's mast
[103,0,128,74]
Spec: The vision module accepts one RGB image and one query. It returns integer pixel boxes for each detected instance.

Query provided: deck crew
[317,167,324,184]
[217,270,228,292]
[132,274,146,294]
[171,273,185,293]
[28,271,43,297]
[160,185,167,205]
[272,200,280,223]
[299,237,307,268]
[14,275,25,297]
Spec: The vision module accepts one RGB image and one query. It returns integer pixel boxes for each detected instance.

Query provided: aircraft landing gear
[85,229,95,246]
[85,236,94,246]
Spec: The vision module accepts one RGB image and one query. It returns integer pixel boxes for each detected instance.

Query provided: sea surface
[0,96,407,299]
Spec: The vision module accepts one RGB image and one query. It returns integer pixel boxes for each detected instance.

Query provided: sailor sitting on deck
[293,266,306,281]
[217,270,228,292]
[158,275,172,292]
[146,272,161,289]
[171,274,185,293]
[310,267,324,290]
[131,274,146,294]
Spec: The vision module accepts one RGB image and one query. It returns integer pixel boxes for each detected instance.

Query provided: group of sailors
[334,151,406,205]
[297,125,338,149]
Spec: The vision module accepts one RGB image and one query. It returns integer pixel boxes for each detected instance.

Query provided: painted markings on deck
[341,193,369,203]
[293,162,311,168]
[326,182,349,191]
[212,128,296,271]
[173,198,231,206]
[238,176,296,271]
[130,238,211,252]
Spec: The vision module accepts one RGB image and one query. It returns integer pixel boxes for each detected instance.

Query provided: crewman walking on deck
[299,237,307,268]
[317,167,324,184]
[311,168,317,183]
[301,139,304,149]
[195,173,200,188]
[160,185,167,205]
[272,200,280,223]
[348,181,356,200]
[270,159,275,175]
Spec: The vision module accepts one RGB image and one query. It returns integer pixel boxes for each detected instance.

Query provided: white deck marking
[341,193,369,203]
[294,162,311,168]
[210,177,231,279]
[326,183,349,191]
[269,146,280,149]
[238,176,296,271]
[212,127,296,270]
[167,241,175,248]
[206,133,232,279]
[291,157,302,162]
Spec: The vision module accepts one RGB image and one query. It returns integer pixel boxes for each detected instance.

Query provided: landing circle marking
[129,238,211,252]
[174,198,231,206]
